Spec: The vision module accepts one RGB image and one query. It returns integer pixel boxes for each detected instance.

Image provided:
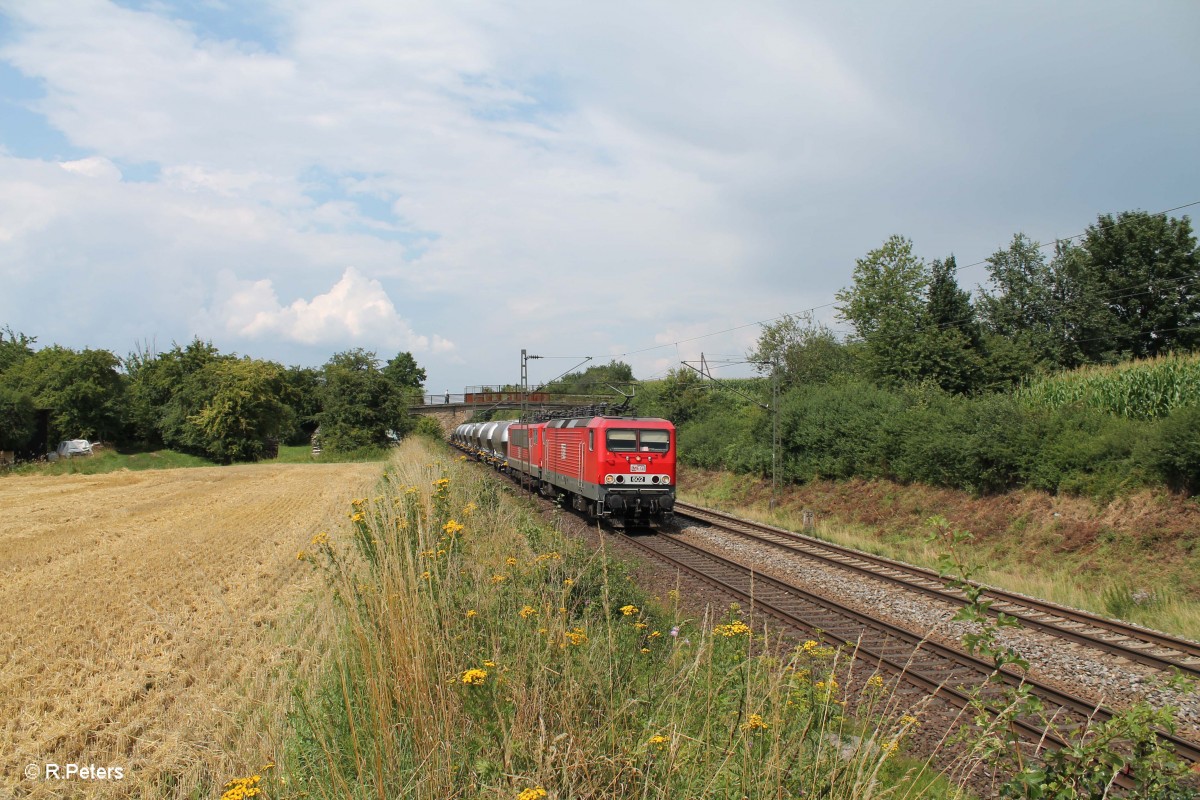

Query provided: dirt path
[0,461,383,798]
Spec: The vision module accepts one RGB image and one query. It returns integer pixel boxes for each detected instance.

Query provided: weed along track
[0,461,382,798]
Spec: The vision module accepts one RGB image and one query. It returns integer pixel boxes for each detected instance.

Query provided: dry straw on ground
[0,461,383,799]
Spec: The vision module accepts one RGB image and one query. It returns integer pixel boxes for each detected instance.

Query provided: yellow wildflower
[620,604,639,616]
[641,648,650,653]
[483,660,496,668]
[443,519,465,535]
[519,605,538,619]
[713,621,752,637]
[516,788,547,800]
[741,713,769,731]
[866,675,884,689]
[563,578,574,587]
[491,574,507,584]
[635,622,648,630]
[421,571,432,580]
[296,550,307,561]
[466,609,478,618]
[900,714,919,728]
[648,734,669,750]
[310,531,329,545]
[461,668,488,685]
[563,627,588,647]
[505,557,518,566]
[220,775,262,800]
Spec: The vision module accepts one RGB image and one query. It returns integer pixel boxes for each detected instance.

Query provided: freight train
[452,414,676,528]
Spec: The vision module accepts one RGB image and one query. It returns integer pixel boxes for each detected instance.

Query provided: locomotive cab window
[606,429,670,453]
[640,430,670,453]
[606,430,637,452]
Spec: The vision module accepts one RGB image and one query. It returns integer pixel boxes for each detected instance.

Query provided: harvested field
[0,461,384,799]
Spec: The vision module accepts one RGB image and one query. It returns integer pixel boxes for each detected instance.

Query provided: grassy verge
[272,438,959,799]
[275,444,393,463]
[2,445,215,475]
[679,471,1200,642]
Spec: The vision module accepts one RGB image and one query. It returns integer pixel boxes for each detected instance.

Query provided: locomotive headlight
[616,475,625,483]
[605,474,614,484]
[662,475,670,485]
[652,475,660,484]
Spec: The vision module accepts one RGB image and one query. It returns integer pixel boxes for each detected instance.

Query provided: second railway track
[675,501,1200,681]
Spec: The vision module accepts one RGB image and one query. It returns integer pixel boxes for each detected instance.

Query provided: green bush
[1029,407,1148,497]
[1139,405,1200,494]
[964,393,1042,494]
[779,381,901,481]
[885,390,976,489]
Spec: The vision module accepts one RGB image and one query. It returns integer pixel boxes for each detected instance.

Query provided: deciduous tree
[835,235,928,385]
[1079,210,1200,359]
[317,348,411,451]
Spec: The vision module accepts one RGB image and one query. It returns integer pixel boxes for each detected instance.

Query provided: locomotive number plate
[626,475,649,483]
[630,464,646,472]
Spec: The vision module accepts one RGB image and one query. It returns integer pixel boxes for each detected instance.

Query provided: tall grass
[283,440,962,799]
[1015,351,1200,419]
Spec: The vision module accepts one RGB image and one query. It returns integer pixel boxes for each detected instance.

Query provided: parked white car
[55,439,94,458]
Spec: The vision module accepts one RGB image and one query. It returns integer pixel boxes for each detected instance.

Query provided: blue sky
[1,0,1197,394]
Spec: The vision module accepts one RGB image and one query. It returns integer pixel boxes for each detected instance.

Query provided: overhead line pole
[680,358,781,511]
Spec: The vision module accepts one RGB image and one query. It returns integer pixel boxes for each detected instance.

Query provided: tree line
[635,208,1200,496]
[756,209,1199,394]
[0,333,427,463]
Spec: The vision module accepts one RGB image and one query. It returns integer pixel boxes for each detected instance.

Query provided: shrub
[779,381,901,481]
[1029,407,1148,497]
[1139,405,1200,494]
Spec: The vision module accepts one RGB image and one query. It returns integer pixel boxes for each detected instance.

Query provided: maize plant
[1015,352,1200,420]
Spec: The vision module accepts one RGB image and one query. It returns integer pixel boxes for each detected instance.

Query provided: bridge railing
[415,392,618,407]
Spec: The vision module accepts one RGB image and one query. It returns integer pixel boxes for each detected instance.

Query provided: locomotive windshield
[640,430,670,452]
[606,429,670,453]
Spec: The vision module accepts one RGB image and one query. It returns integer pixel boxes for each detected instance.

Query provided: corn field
[1015,352,1200,419]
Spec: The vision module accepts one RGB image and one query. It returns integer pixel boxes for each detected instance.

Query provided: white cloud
[58,156,121,180]
[207,267,452,354]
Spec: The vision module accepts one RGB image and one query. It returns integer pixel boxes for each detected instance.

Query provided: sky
[1,1,1197,396]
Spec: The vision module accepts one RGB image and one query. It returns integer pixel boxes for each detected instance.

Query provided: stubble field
[0,461,383,798]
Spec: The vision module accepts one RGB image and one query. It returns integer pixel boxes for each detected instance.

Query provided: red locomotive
[454,415,676,528]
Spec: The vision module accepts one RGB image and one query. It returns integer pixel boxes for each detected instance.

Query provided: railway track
[675,501,1200,680]
[619,528,1200,777]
